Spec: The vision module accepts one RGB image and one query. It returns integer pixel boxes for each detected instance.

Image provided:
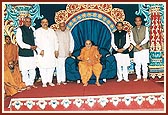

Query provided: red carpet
[3,74,165,112]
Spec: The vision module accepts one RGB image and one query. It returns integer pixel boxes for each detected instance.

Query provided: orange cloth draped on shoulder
[4,43,26,96]
[78,46,102,84]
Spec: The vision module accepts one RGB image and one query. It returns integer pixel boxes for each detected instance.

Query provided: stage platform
[3,74,165,112]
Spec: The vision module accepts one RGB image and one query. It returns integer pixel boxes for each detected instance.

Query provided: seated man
[77,40,102,86]
[4,36,27,96]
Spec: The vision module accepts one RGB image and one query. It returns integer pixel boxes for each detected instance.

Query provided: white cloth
[21,69,35,86]
[18,56,36,71]
[134,49,149,79]
[55,29,74,58]
[34,27,58,68]
[117,65,129,81]
[39,68,55,85]
[114,53,130,80]
[56,58,66,83]
[114,53,130,66]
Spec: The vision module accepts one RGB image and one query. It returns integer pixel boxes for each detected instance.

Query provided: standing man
[130,16,149,82]
[55,21,74,85]
[111,22,130,82]
[16,17,37,89]
[34,18,58,87]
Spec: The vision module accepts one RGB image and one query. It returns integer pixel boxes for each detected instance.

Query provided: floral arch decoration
[51,4,133,33]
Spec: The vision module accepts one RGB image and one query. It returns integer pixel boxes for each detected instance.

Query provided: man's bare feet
[32,85,37,88]
[96,82,101,86]
[143,78,148,82]
[49,83,55,86]
[134,78,141,81]
[83,83,88,86]
[26,86,31,90]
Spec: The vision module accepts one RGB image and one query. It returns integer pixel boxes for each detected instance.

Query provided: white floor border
[5,92,165,113]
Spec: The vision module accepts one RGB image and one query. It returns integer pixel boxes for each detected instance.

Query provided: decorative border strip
[8,92,164,111]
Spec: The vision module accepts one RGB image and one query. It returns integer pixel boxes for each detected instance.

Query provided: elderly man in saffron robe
[77,40,102,86]
[4,36,27,96]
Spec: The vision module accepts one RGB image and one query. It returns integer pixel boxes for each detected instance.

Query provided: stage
[3,74,165,112]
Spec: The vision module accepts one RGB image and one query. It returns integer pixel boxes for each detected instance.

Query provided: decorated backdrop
[3,3,165,78]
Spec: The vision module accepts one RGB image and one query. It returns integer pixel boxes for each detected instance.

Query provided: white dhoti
[56,57,66,83]
[18,56,36,86]
[134,49,149,79]
[114,53,130,81]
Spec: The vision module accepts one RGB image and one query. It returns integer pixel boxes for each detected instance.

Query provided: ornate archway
[51,4,133,32]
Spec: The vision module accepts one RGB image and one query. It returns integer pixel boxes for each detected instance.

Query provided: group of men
[111,16,149,82]
[78,16,149,86]
[4,17,74,96]
[4,15,149,96]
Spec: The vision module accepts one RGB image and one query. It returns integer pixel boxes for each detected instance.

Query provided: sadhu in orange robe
[78,46,102,84]
[4,43,26,96]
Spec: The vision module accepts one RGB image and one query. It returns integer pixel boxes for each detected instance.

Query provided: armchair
[65,47,117,84]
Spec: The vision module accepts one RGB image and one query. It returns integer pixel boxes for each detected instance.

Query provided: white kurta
[34,27,58,68]
[34,27,58,85]
[55,29,74,83]
[16,26,36,86]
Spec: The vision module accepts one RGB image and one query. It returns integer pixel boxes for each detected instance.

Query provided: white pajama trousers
[56,58,66,83]
[114,53,130,80]
[19,56,36,86]
[117,65,129,81]
[21,69,36,86]
[39,68,55,85]
[134,49,149,79]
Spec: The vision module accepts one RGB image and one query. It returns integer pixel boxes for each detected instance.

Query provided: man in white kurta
[34,18,58,87]
[130,16,149,82]
[111,22,130,82]
[16,17,37,89]
[55,22,74,85]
